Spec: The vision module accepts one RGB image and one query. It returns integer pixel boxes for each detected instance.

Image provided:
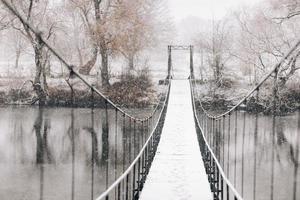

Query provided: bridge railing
[190,39,300,200]
[95,83,170,200]
[0,0,164,123]
[191,79,243,200]
[1,1,172,199]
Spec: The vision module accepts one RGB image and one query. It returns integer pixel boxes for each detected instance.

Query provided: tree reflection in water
[217,110,300,200]
[2,106,299,200]
[34,108,52,165]
[0,106,149,200]
[33,108,50,200]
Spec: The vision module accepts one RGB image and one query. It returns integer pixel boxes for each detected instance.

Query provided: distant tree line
[194,0,300,89]
[0,0,171,105]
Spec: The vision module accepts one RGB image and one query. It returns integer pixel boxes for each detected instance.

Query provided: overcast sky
[168,0,263,21]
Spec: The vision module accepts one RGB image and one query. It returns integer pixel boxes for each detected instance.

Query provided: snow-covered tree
[194,17,234,87]
[8,0,62,105]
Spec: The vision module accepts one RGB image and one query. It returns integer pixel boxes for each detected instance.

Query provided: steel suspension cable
[190,38,300,200]
[0,0,167,122]
[192,38,300,119]
[95,83,170,200]
[190,80,243,200]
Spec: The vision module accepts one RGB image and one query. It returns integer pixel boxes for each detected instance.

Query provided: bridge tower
[167,45,172,79]
[189,45,194,79]
[167,45,195,80]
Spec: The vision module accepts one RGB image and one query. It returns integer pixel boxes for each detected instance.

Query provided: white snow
[139,80,212,200]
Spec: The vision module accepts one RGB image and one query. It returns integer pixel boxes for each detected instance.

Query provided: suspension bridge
[1,0,300,200]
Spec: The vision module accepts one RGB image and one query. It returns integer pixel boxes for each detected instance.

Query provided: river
[0,106,152,200]
[209,110,300,200]
[0,106,299,200]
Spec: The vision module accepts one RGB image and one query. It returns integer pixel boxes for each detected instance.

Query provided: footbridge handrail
[0,0,165,123]
[194,38,300,119]
[189,38,300,200]
[190,79,243,200]
[95,82,171,200]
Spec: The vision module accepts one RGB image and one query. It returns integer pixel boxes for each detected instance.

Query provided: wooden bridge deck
[140,80,212,200]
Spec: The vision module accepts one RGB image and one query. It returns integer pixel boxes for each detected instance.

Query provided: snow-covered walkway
[139,80,212,200]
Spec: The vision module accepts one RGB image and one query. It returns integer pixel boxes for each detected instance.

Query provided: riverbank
[0,73,167,109]
[195,80,300,115]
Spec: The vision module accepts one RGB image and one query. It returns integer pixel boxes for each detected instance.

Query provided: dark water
[204,111,300,200]
[0,106,151,200]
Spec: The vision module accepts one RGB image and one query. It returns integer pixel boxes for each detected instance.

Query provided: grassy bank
[195,79,300,115]
[0,71,167,108]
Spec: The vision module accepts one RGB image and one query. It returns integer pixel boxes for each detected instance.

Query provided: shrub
[106,68,155,107]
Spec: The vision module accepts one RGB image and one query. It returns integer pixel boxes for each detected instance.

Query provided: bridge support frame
[167,45,172,79]
[166,45,195,80]
[190,45,194,79]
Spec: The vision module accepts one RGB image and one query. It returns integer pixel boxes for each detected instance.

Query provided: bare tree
[68,0,170,86]
[7,29,28,69]
[68,0,117,88]
[114,0,169,71]
[194,17,234,87]
[67,0,98,76]
[9,0,60,105]
[270,0,300,22]
[234,3,300,87]
[0,3,10,30]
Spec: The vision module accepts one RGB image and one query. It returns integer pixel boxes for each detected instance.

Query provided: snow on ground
[139,80,212,200]
[195,80,253,105]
